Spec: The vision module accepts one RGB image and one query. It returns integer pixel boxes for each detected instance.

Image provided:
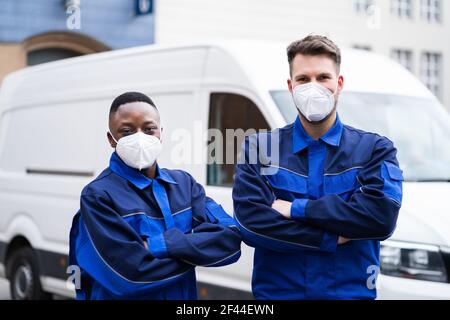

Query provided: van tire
[7,247,52,300]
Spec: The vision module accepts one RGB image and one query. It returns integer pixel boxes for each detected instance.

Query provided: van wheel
[7,247,52,300]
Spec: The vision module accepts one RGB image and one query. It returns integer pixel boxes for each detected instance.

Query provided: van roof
[0,40,434,111]
[200,40,434,99]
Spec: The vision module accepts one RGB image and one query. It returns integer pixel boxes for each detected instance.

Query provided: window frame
[353,0,375,14]
[420,0,442,23]
[391,48,414,72]
[420,51,443,100]
[391,0,414,19]
[205,90,272,188]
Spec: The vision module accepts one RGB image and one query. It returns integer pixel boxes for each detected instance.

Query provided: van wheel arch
[5,236,31,278]
[5,236,52,300]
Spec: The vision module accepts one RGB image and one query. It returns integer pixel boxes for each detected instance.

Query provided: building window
[391,49,413,72]
[27,48,82,66]
[391,0,413,19]
[421,52,442,99]
[207,93,270,187]
[354,0,374,13]
[22,31,110,66]
[353,44,372,51]
[421,0,442,23]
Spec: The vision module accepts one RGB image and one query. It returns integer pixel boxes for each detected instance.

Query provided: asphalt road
[0,278,10,300]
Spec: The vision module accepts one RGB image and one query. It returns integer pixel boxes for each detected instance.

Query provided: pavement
[0,278,10,300]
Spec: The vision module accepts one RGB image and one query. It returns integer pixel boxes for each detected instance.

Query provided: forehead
[111,101,160,124]
[291,54,338,76]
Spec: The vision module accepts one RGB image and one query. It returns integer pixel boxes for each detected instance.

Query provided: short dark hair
[109,92,157,116]
[287,35,341,75]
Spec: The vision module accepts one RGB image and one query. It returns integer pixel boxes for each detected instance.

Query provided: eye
[144,127,157,134]
[318,75,331,81]
[120,127,134,135]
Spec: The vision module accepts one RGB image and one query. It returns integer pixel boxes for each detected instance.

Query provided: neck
[300,111,337,140]
[142,163,157,179]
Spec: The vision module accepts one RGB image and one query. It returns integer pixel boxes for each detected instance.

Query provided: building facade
[0,0,154,84]
[155,0,450,110]
[1,0,447,110]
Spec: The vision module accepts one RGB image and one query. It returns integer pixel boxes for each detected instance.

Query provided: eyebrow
[117,121,134,126]
[143,120,158,125]
[295,72,333,80]
[118,120,157,125]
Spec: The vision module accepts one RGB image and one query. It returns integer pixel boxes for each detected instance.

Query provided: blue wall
[0,0,154,49]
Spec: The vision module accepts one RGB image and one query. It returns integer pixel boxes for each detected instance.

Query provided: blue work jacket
[233,114,403,300]
[69,152,241,300]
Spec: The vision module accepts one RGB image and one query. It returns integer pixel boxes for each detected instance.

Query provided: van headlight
[380,240,449,283]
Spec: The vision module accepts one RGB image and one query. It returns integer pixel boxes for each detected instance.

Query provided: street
[0,279,10,300]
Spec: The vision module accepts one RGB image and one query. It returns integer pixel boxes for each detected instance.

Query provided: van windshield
[270,90,450,182]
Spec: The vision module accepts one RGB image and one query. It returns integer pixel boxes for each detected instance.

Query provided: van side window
[207,93,270,187]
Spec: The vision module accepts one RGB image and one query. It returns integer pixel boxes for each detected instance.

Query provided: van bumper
[377,274,450,300]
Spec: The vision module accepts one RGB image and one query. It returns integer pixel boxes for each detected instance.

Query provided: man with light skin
[273,39,348,245]
[233,35,403,300]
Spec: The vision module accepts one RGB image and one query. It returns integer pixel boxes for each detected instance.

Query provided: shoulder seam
[82,169,115,196]
[343,125,393,143]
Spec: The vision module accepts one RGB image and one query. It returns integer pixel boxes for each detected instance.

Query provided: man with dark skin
[69,92,241,300]
[107,99,162,181]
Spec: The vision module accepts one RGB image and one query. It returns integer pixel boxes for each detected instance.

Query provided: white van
[0,42,449,300]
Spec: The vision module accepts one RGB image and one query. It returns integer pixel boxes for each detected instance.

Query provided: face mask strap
[294,80,340,96]
[109,130,163,148]
[314,82,338,97]
[109,131,119,144]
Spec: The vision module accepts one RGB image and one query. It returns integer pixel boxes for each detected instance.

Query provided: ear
[287,78,293,93]
[107,132,117,148]
[337,75,344,93]
[159,127,163,144]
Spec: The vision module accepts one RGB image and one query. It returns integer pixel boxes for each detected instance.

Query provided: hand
[338,236,350,245]
[271,199,293,219]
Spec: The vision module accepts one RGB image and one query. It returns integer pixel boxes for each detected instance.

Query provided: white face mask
[110,131,162,170]
[292,82,338,122]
